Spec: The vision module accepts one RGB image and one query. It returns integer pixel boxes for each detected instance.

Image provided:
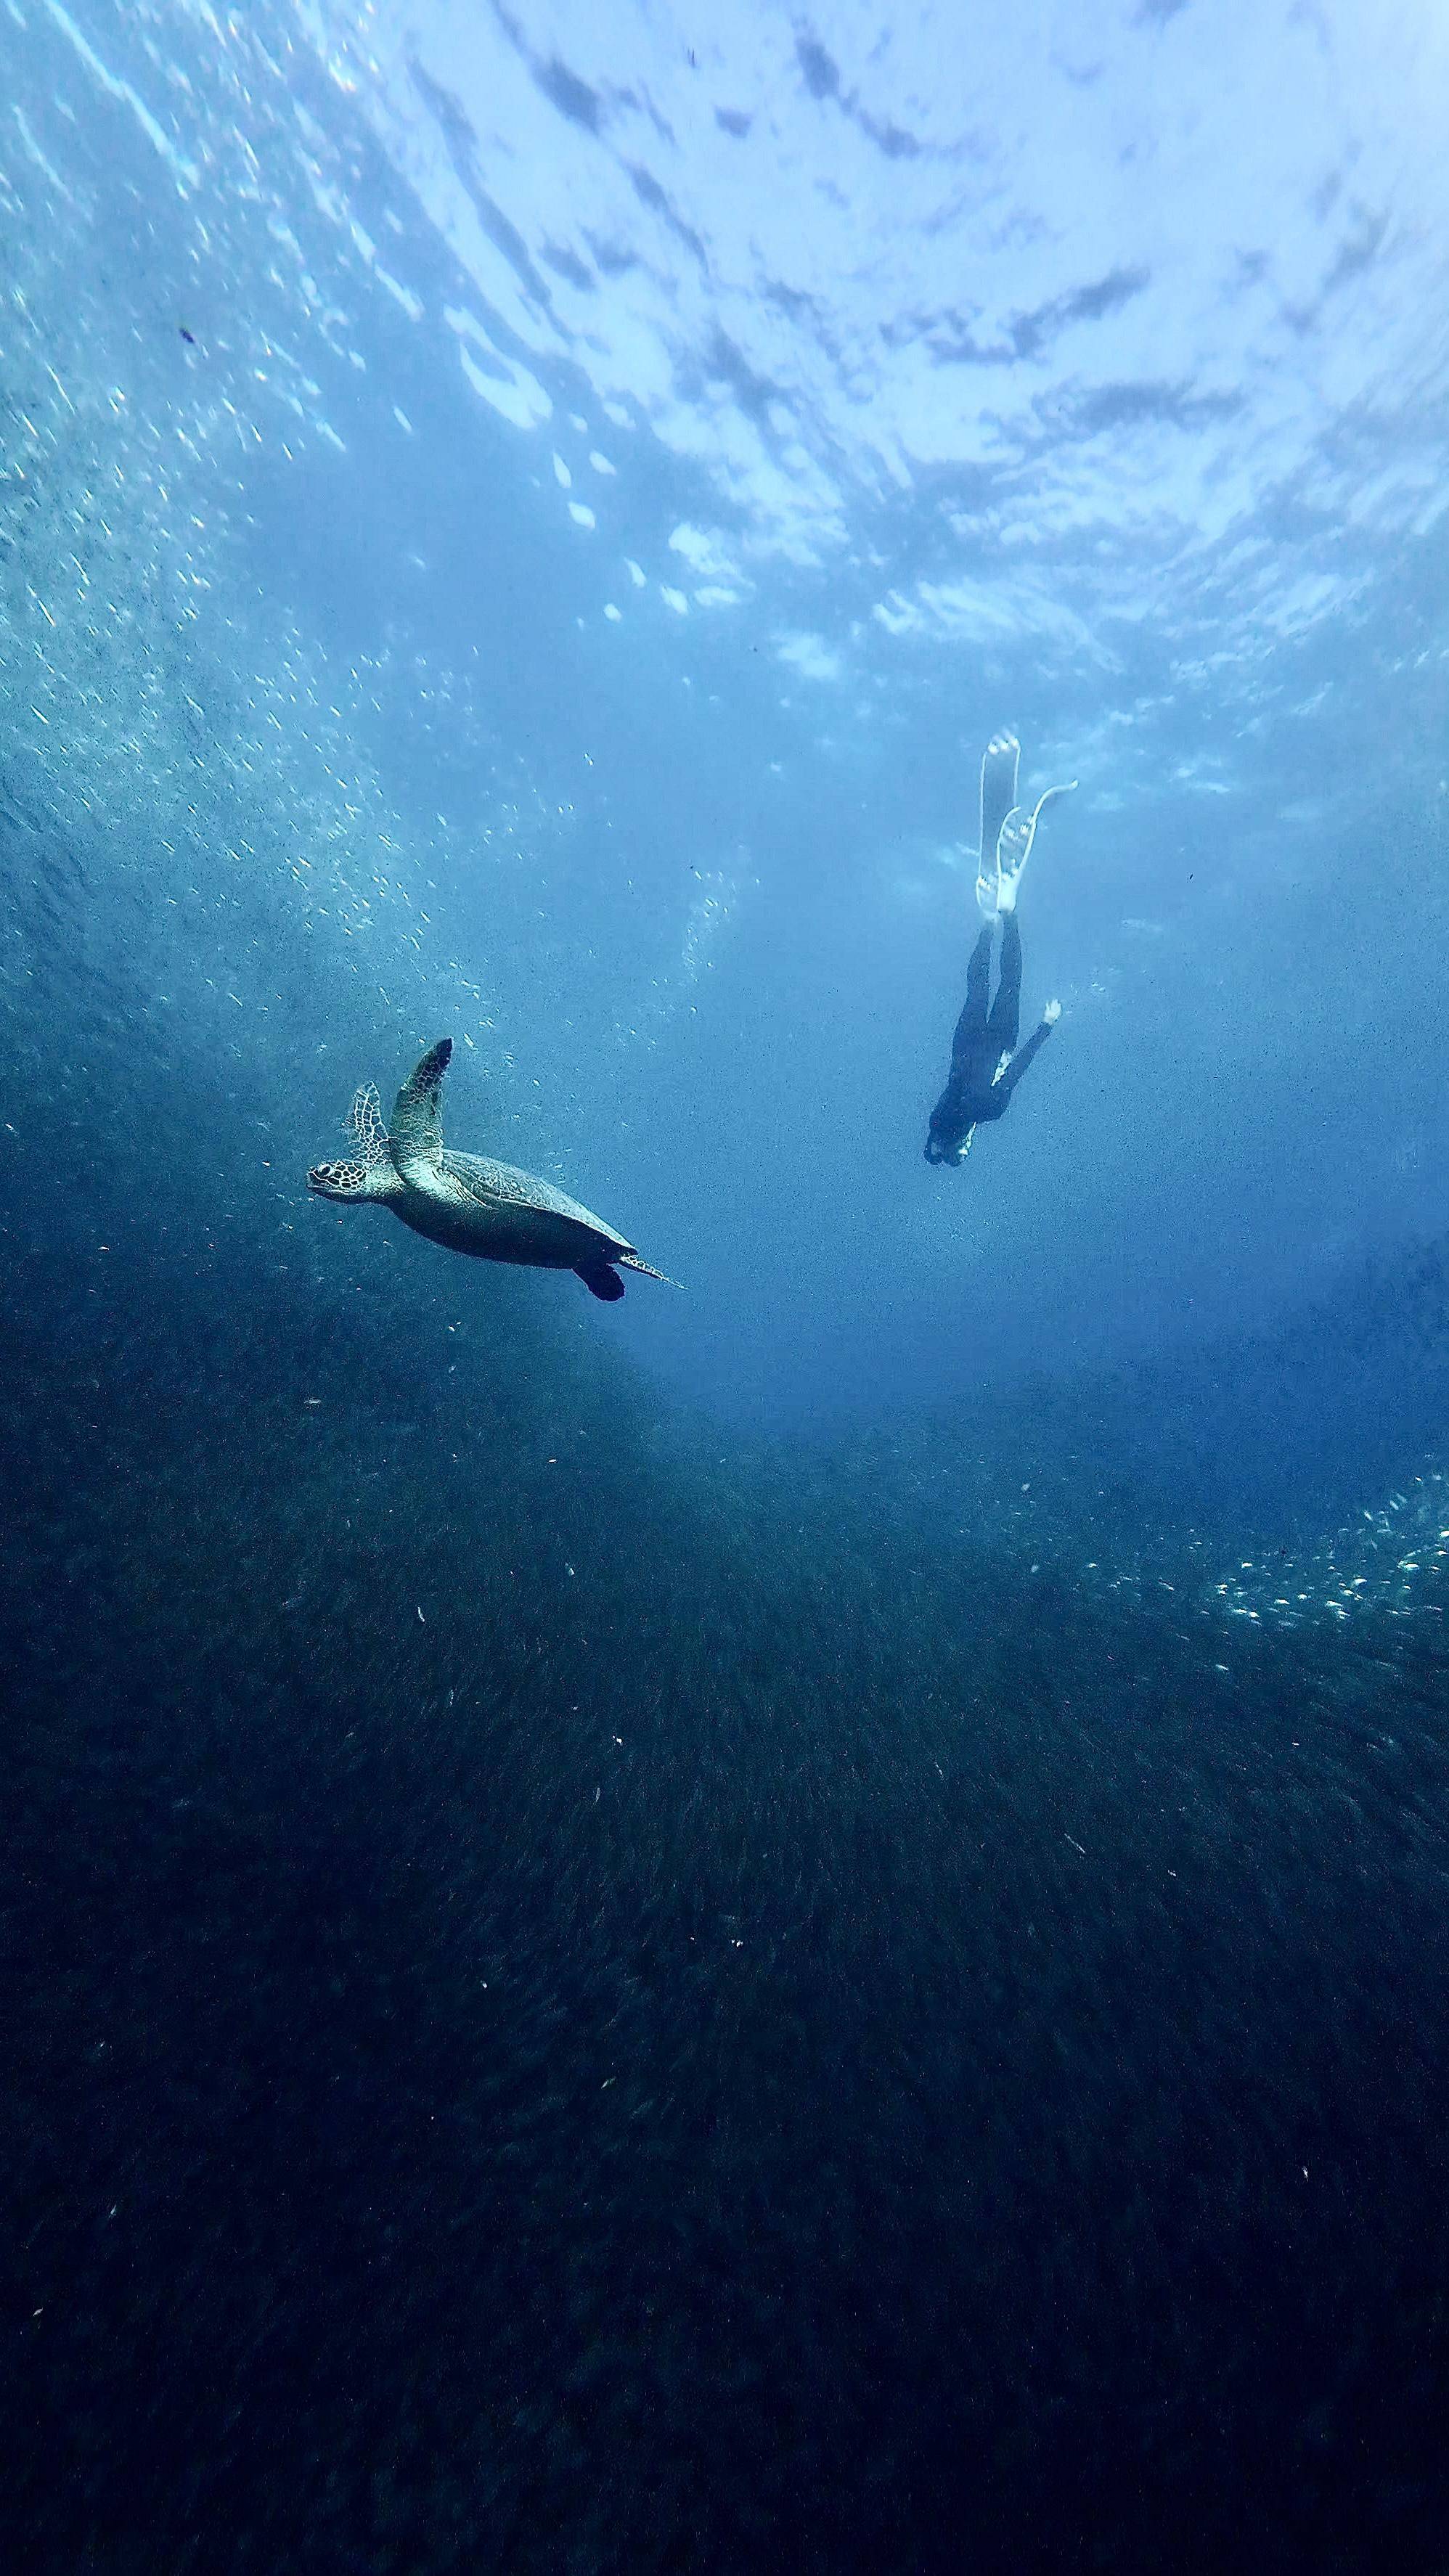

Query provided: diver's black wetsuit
[924,914,1055,1164]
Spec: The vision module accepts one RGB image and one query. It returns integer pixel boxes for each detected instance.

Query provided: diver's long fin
[975,732,1020,917]
[995,780,1077,911]
[979,733,1021,870]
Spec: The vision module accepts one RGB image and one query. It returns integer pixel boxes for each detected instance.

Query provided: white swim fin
[995,779,1077,912]
[974,732,1020,918]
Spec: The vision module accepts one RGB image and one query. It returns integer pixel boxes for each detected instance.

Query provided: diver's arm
[995,1007,1058,1100]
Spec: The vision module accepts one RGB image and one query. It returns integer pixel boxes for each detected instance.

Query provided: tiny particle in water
[179,326,195,344]
[417,1606,425,1622]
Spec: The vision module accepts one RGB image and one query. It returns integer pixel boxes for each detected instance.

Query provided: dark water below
[7,1201,1449,2573]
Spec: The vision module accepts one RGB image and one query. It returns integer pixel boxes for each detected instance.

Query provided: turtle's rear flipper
[578,1264,625,1301]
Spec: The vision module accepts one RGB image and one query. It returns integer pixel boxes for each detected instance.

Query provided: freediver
[924,732,1075,1167]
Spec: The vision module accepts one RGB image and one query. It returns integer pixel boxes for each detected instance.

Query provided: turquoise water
[6,6,1449,2567]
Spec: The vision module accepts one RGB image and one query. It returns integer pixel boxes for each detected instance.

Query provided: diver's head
[924,1119,974,1168]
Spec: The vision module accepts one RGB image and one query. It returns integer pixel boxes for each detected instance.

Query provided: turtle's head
[309,1081,398,1201]
[308,1156,394,1201]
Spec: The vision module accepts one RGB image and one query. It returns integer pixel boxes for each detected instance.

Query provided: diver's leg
[927,926,995,1159]
[961,920,993,1032]
[949,922,994,1078]
[987,912,1023,1055]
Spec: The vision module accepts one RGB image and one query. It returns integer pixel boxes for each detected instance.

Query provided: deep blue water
[6,4,1449,2567]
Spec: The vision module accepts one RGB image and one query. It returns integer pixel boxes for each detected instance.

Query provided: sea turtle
[307,1038,675,1302]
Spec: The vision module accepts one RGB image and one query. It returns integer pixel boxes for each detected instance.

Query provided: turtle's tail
[616,1252,683,1288]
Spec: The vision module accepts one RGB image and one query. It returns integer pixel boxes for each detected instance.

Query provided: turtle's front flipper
[578,1263,626,1301]
[346,1081,391,1168]
[976,732,1020,917]
[391,1037,452,1176]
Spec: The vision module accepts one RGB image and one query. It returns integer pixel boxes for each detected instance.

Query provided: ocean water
[5,4,1449,2567]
